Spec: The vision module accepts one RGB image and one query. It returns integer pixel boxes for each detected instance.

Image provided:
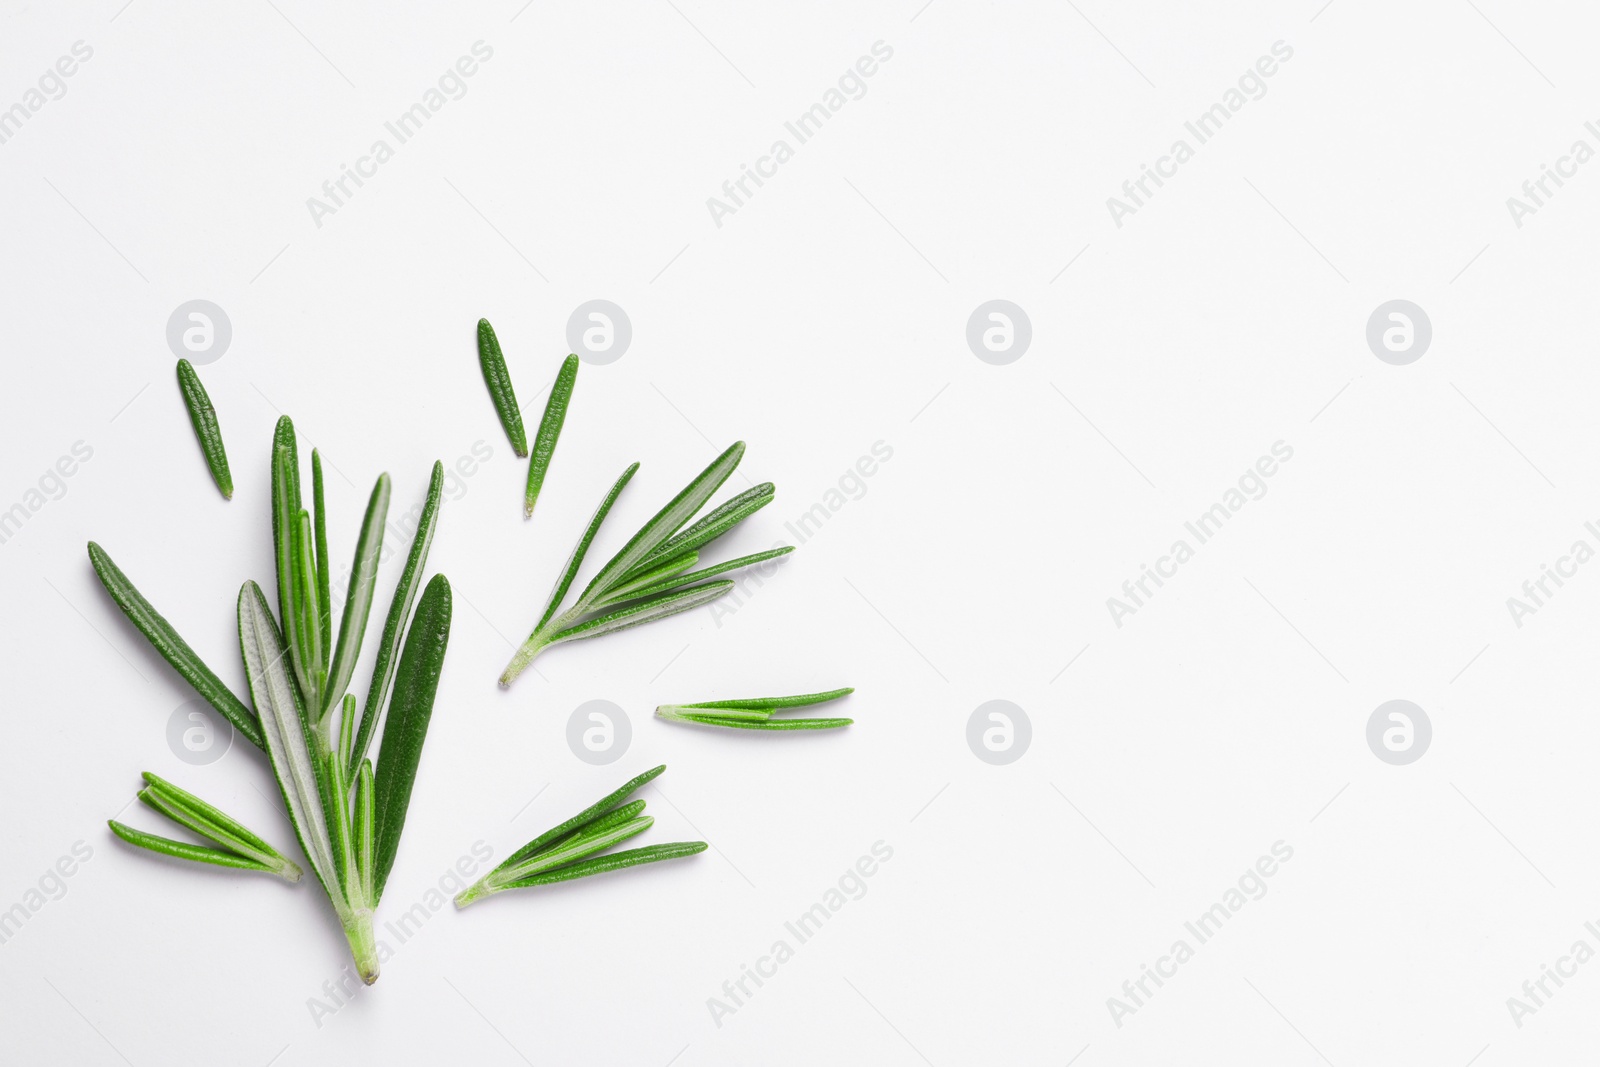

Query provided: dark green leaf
[175,359,232,499]
[478,318,528,457]
[500,842,707,890]
[524,354,580,519]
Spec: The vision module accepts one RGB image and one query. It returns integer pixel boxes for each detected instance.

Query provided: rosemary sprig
[524,353,579,519]
[477,318,527,457]
[175,358,233,499]
[655,687,854,731]
[456,765,706,907]
[499,441,787,686]
[90,415,452,984]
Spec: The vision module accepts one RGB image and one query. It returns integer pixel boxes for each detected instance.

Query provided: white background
[1,1,1596,1063]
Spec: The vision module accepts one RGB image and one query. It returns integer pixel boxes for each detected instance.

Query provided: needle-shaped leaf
[477,318,528,457]
[270,418,302,637]
[175,359,232,499]
[500,463,638,687]
[350,461,444,780]
[575,441,745,611]
[371,573,452,903]
[655,705,771,722]
[501,764,665,871]
[311,450,333,665]
[679,687,855,712]
[86,542,262,750]
[625,482,774,580]
[325,473,391,721]
[656,711,853,731]
[524,354,579,519]
[239,580,337,896]
[499,816,654,884]
[290,510,324,706]
[544,581,733,647]
[497,842,708,891]
[136,775,303,882]
[613,547,793,603]
[109,821,290,877]
[354,759,375,906]
[592,551,698,607]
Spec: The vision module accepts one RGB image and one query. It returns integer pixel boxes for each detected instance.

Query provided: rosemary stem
[342,908,380,985]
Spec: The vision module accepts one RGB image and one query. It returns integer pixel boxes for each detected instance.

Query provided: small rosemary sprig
[499,441,791,687]
[108,772,302,882]
[655,687,855,730]
[455,765,706,908]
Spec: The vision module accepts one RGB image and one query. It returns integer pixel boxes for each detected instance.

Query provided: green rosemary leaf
[140,772,280,859]
[613,546,793,603]
[682,687,855,712]
[511,799,649,868]
[544,581,733,647]
[354,759,375,906]
[371,573,452,902]
[350,461,443,780]
[654,705,771,722]
[500,463,638,687]
[270,418,303,636]
[524,354,579,519]
[499,816,654,884]
[576,441,745,609]
[291,510,324,706]
[498,842,707,891]
[239,580,338,896]
[326,706,357,899]
[137,783,303,882]
[477,318,528,457]
[656,711,853,731]
[86,542,263,750]
[500,765,665,871]
[626,481,774,580]
[311,450,333,665]
[592,551,698,607]
[174,359,232,499]
[108,820,284,877]
[325,473,391,721]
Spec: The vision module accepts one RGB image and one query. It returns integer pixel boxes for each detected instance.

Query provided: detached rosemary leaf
[499,463,638,687]
[684,687,855,712]
[615,546,793,603]
[656,711,853,731]
[325,473,392,721]
[371,573,452,902]
[501,764,665,870]
[544,581,733,647]
[477,318,528,457]
[109,821,285,877]
[175,359,232,499]
[626,482,774,579]
[574,441,745,610]
[239,580,338,896]
[311,451,333,664]
[86,542,262,750]
[524,354,579,519]
[350,461,443,780]
[500,842,707,890]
